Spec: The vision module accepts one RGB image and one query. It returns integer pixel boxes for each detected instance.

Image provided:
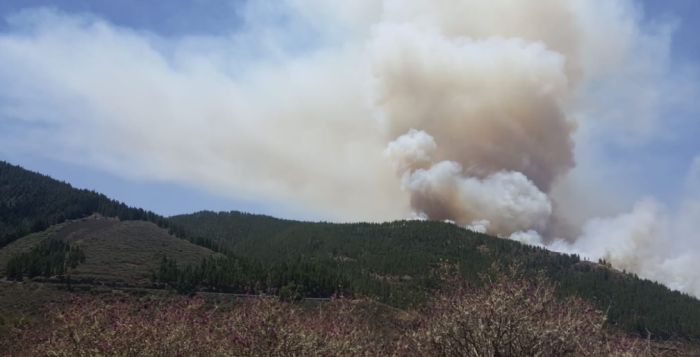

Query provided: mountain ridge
[2,160,700,341]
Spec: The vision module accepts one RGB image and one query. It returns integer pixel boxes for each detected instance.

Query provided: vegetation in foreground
[3,269,694,356]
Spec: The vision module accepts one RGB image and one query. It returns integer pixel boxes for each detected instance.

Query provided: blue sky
[640,0,700,61]
[0,0,699,219]
[0,0,246,36]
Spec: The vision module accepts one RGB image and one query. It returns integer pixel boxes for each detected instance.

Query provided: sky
[0,0,697,218]
[0,0,306,218]
[1,1,700,296]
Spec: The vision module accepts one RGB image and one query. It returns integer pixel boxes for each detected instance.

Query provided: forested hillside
[2,161,700,341]
[171,211,700,340]
[0,161,167,248]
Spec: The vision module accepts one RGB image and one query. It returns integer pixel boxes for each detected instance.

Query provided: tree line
[153,255,350,300]
[5,239,85,280]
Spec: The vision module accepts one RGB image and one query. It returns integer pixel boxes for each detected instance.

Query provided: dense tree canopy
[171,211,700,340]
[0,161,167,248]
[6,239,85,280]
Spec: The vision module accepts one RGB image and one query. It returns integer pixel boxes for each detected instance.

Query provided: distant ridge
[0,160,168,249]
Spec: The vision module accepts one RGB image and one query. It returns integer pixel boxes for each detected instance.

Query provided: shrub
[10,296,387,356]
[6,269,694,356]
[401,267,655,356]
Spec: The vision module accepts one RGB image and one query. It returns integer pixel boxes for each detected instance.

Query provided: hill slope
[0,215,216,284]
[171,210,700,340]
[0,161,168,249]
[2,161,700,341]
[0,213,217,341]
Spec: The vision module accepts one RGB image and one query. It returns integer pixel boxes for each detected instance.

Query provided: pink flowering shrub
[399,267,683,356]
[6,296,391,356]
[5,270,694,356]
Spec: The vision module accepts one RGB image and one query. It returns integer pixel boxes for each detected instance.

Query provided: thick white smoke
[0,1,698,296]
[550,159,700,297]
[386,130,552,237]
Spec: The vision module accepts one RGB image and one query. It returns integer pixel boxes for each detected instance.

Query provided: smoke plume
[0,1,698,296]
[386,129,552,237]
[372,25,575,193]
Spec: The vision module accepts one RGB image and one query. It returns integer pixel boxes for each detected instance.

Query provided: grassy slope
[0,216,218,339]
[0,216,217,284]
